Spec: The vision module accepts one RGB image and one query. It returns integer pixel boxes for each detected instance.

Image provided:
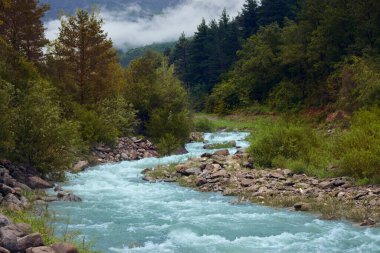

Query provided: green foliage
[126,52,192,148]
[13,80,81,173]
[0,80,15,156]
[96,96,137,137]
[333,108,380,183]
[72,105,118,146]
[156,133,181,156]
[194,117,216,132]
[248,118,331,177]
[268,81,302,112]
[119,41,175,66]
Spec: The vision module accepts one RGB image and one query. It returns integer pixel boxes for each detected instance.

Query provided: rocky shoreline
[144,149,380,226]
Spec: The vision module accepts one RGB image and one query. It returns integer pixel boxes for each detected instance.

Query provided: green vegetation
[194,117,216,132]
[0,2,191,174]
[203,141,236,150]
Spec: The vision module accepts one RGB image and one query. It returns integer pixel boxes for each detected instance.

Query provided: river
[49,132,380,253]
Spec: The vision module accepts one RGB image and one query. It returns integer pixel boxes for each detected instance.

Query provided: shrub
[333,108,380,183]
[194,117,215,132]
[156,133,181,156]
[0,80,15,157]
[249,119,320,167]
[14,80,82,173]
[268,81,302,112]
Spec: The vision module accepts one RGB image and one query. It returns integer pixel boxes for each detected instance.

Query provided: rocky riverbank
[144,149,380,226]
[92,137,159,164]
[0,161,82,252]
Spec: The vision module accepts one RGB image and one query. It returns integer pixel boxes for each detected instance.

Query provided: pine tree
[257,0,298,27]
[172,32,191,89]
[237,0,259,39]
[0,0,49,62]
[53,10,122,104]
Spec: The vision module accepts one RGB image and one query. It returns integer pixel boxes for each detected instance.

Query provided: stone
[0,247,10,253]
[294,202,312,212]
[27,176,53,189]
[319,181,333,189]
[269,172,286,180]
[3,194,23,210]
[196,177,207,186]
[333,179,346,187]
[16,233,44,252]
[184,168,201,176]
[26,246,56,253]
[72,161,89,172]
[241,179,254,187]
[0,226,18,252]
[51,243,79,253]
[0,184,15,196]
[210,170,228,179]
[213,149,230,156]
[16,223,33,234]
[360,218,376,227]
[0,214,11,227]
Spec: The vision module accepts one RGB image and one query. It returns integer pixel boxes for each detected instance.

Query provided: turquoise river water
[49,132,380,253]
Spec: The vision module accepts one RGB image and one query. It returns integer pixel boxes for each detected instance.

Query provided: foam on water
[49,132,380,253]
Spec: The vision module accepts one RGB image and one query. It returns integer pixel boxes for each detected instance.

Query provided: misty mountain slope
[41,0,183,19]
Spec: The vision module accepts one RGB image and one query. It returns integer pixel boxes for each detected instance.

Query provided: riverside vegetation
[0,0,380,252]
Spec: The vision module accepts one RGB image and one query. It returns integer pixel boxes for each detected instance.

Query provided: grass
[203,141,236,149]
[194,112,275,131]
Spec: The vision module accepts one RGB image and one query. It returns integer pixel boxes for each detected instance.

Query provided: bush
[14,80,82,173]
[249,119,320,167]
[333,108,380,183]
[0,80,15,157]
[268,81,302,112]
[156,133,181,156]
[73,105,118,146]
[194,117,215,132]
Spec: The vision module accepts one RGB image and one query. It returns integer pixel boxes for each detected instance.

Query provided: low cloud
[45,0,246,49]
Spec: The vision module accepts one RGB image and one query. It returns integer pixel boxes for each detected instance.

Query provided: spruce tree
[238,0,259,39]
[172,32,191,89]
[0,0,49,62]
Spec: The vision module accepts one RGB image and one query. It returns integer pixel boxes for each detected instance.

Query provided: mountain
[41,0,183,20]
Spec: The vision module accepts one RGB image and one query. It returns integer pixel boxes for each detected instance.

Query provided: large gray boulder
[16,233,44,252]
[27,177,53,189]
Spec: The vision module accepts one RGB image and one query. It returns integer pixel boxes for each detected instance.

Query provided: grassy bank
[195,109,380,185]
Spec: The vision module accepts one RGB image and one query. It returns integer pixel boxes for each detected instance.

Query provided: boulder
[213,150,230,156]
[51,243,79,253]
[26,246,56,253]
[0,184,15,196]
[0,214,11,227]
[72,161,89,172]
[196,177,207,186]
[319,181,333,189]
[0,226,18,252]
[0,247,10,253]
[184,168,201,176]
[241,179,254,187]
[210,170,228,179]
[27,177,52,189]
[16,233,44,252]
[16,223,33,235]
[360,218,376,227]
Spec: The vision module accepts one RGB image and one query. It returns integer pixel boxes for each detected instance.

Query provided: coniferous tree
[172,32,191,89]
[238,0,259,39]
[0,0,49,62]
[257,0,298,27]
[53,10,123,104]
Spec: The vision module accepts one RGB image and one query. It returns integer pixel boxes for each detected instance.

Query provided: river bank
[144,148,380,226]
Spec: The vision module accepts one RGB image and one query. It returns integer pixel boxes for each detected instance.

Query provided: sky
[45,0,246,50]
